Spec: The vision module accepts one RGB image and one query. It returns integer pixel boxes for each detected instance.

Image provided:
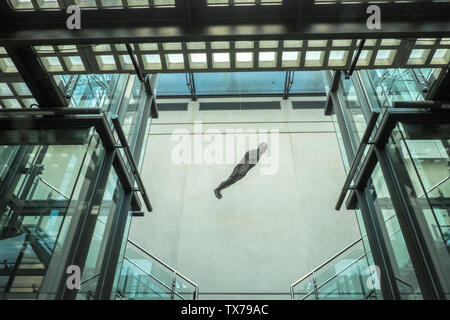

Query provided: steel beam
[427,67,450,101]
[4,46,68,108]
[0,2,450,45]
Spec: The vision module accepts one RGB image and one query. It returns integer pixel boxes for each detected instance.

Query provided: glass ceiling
[1,38,449,78]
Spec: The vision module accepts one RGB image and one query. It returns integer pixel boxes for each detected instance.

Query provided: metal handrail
[417,175,450,198]
[300,253,366,300]
[335,110,380,210]
[394,277,416,300]
[111,114,153,212]
[127,239,199,296]
[80,273,100,285]
[291,237,362,290]
[123,256,186,300]
[37,177,70,200]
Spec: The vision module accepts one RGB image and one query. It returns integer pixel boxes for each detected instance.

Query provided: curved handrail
[37,176,70,200]
[290,237,362,289]
[123,256,186,300]
[127,240,199,294]
[300,253,366,300]
[394,277,416,300]
[417,175,450,198]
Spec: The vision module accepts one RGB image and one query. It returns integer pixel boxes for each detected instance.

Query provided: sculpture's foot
[214,188,222,199]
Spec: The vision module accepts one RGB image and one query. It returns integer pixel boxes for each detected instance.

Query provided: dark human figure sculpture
[214,143,268,199]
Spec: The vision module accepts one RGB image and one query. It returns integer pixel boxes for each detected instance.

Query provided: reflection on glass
[339,74,367,145]
[362,69,424,112]
[116,241,198,300]
[291,239,376,300]
[0,128,104,299]
[76,170,123,300]
[368,164,422,299]
[156,71,326,96]
[389,123,450,298]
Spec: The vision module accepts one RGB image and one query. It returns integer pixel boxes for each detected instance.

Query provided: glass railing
[116,240,198,300]
[67,74,129,120]
[291,238,379,300]
[388,123,450,298]
[361,69,426,112]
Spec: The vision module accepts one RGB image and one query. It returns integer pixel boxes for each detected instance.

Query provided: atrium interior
[0,0,449,301]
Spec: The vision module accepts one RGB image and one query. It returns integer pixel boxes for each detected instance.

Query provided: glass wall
[0,71,154,300]
[359,69,425,112]
[328,67,448,300]
[388,123,450,298]
[339,75,369,146]
[367,164,422,299]
[76,170,124,300]
[0,127,104,298]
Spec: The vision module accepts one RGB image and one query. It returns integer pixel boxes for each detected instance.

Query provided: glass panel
[156,71,326,96]
[155,73,191,96]
[368,164,422,300]
[291,239,376,300]
[288,71,326,94]
[69,74,126,114]
[361,69,425,112]
[353,209,380,299]
[111,208,133,300]
[120,75,146,149]
[194,72,285,95]
[0,127,103,299]
[76,170,123,300]
[339,74,368,145]
[389,123,450,298]
[116,241,197,300]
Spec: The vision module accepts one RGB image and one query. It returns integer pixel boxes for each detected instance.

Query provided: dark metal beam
[144,75,159,119]
[330,70,342,92]
[4,46,68,108]
[0,2,450,45]
[427,66,450,101]
[324,70,342,115]
[126,43,144,82]
[1,22,449,46]
[324,93,333,116]
[335,110,380,210]
[345,39,366,79]
[112,114,153,213]
[185,72,197,101]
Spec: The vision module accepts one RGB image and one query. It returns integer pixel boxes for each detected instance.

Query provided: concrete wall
[129,97,360,299]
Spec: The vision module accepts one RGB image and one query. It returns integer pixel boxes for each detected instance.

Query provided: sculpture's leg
[214,164,249,199]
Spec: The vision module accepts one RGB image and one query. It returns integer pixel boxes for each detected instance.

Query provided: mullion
[323,40,332,68]
[157,43,168,73]
[30,0,40,10]
[6,82,25,109]
[424,40,441,66]
[134,42,147,75]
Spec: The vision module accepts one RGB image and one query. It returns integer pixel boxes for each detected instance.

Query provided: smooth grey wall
[130,97,360,299]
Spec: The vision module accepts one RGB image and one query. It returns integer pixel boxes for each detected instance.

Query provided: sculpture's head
[258,143,268,154]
